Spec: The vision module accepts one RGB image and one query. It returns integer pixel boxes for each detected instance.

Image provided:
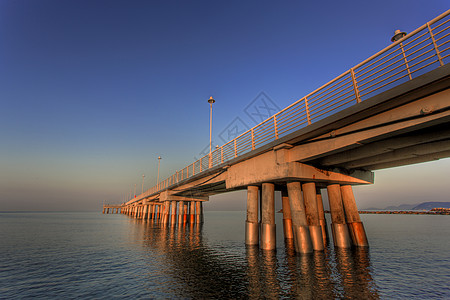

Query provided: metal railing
[136,10,450,201]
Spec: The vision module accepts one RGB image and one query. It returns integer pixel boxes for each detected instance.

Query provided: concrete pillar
[341,185,369,247]
[155,205,160,222]
[143,203,149,220]
[103,207,105,214]
[199,202,204,224]
[171,201,177,225]
[316,189,329,246]
[189,201,195,224]
[281,190,294,240]
[287,182,313,254]
[178,201,185,224]
[134,205,138,218]
[184,203,188,224]
[327,184,352,248]
[163,201,170,225]
[195,201,201,224]
[302,182,324,251]
[246,186,259,245]
[261,183,276,250]
[147,204,152,220]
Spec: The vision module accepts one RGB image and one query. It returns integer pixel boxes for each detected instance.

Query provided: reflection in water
[128,219,379,299]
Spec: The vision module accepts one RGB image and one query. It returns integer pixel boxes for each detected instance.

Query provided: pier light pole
[134,183,136,198]
[157,156,161,185]
[142,174,145,194]
[208,96,215,168]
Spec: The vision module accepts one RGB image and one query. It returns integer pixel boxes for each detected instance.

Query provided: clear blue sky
[1,1,449,211]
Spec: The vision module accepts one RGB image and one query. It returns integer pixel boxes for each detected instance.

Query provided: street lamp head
[158,156,161,160]
[391,29,407,42]
[208,96,215,104]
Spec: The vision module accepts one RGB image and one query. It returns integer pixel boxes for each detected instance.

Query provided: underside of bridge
[117,52,450,255]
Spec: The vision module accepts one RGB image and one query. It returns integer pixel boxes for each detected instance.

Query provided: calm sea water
[0,211,449,299]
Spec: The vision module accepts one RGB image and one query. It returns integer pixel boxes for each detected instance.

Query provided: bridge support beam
[327,184,352,248]
[261,183,276,250]
[287,182,313,254]
[302,182,324,251]
[246,185,259,245]
[281,190,293,240]
[341,185,369,247]
[316,189,329,246]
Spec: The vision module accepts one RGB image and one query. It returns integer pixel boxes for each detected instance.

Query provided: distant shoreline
[358,210,450,215]
[324,210,450,215]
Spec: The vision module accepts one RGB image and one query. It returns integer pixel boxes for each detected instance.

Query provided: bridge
[105,10,450,254]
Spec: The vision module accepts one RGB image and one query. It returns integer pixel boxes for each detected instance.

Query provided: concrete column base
[283,219,294,240]
[196,215,201,224]
[260,223,276,250]
[245,221,259,245]
[293,225,313,254]
[189,214,195,224]
[309,225,324,251]
[178,215,183,224]
[171,214,177,225]
[348,221,369,247]
[331,223,352,248]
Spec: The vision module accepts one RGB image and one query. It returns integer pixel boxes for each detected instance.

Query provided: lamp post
[157,156,161,185]
[391,29,411,80]
[208,96,215,168]
[142,174,145,194]
[134,183,136,198]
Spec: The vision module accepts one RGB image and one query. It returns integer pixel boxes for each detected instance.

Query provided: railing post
[399,42,412,80]
[200,157,202,172]
[234,139,237,158]
[192,163,195,175]
[427,22,444,66]
[251,128,255,150]
[221,146,224,163]
[304,97,312,125]
[350,68,362,103]
[273,115,279,139]
[176,171,179,183]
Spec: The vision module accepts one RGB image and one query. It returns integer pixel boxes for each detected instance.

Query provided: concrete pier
[178,201,184,225]
[163,201,170,226]
[302,182,324,251]
[245,185,259,245]
[287,182,313,254]
[281,190,293,240]
[340,185,369,247]
[316,189,329,245]
[184,203,188,224]
[195,201,201,224]
[143,202,149,220]
[171,201,177,225]
[327,184,352,248]
[189,201,195,224]
[261,183,276,250]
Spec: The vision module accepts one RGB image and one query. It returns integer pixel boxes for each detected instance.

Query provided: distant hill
[384,204,417,210]
[412,202,450,210]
